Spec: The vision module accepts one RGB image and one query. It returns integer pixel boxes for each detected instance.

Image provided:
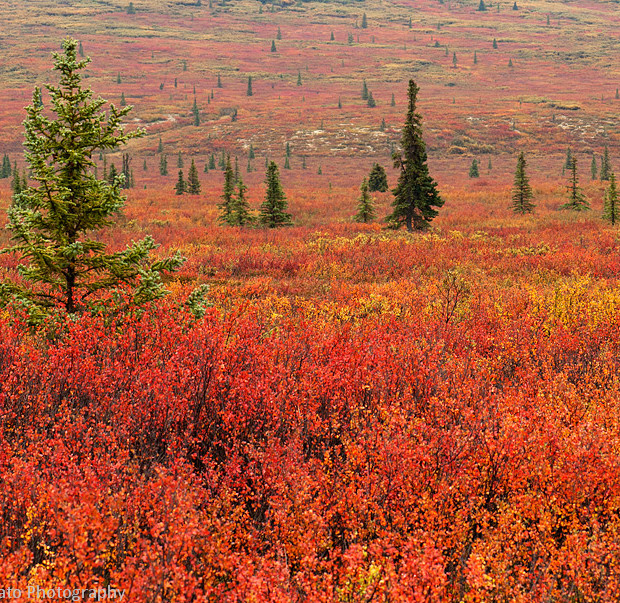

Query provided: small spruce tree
[367,91,376,107]
[560,158,589,211]
[232,176,253,226]
[603,173,619,225]
[271,40,277,52]
[591,155,598,180]
[354,178,376,223]
[159,154,168,176]
[368,163,388,192]
[511,152,534,214]
[187,159,201,194]
[469,158,479,178]
[192,97,200,126]
[218,156,235,225]
[247,76,253,96]
[175,169,186,195]
[600,145,612,181]
[259,162,292,227]
[361,12,368,28]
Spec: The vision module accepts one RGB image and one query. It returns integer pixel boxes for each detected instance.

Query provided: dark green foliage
[391,93,395,107]
[192,97,200,126]
[302,156,306,170]
[330,31,335,41]
[297,71,302,86]
[219,156,235,225]
[380,118,386,131]
[182,60,187,71]
[600,145,612,181]
[247,76,253,96]
[361,12,368,28]
[348,33,354,45]
[127,2,136,14]
[318,165,322,175]
[209,153,216,170]
[177,151,184,169]
[591,155,598,180]
[493,38,498,48]
[362,80,369,100]
[232,177,253,226]
[158,136,163,153]
[259,162,292,227]
[187,159,201,194]
[478,0,486,10]
[508,58,513,67]
[513,1,518,9]
[286,142,291,157]
[143,159,147,171]
[120,92,126,107]
[474,50,478,64]
[175,169,186,195]
[453,52,457,67]
[284,156,290,169]
[488,157,492,171]
[107,163,118,186]
[387,80,443,231]
[367,91,376,108]
[121,153,133,189]
[511,152,534,214]
[561,158,589,211]
[564,147,573,170]
[277,26,282,40]
[0,154,11,179]
[469,158,479,178]
[159,154,168,176]
[117,72,121,84]
[217,74,222,88]
[603,173,619,225]
[271,40,277,52]
[1,38,183,321]
[249,144,255,160]
[354,178,375,223]
[368,163,388,192]
[78,41,84,57]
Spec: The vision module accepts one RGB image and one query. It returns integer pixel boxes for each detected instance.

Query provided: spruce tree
[277,26,282,40]
[511,152,534,214]
[177,151,184,169]
[367,91,376,107]
[564,147,573,170]
[121,153,132,189]
[259,162,292,227]
[78,41,84,57]
[297,71,302,86]
[271,40,277,52]
[175,169,186,195]
[187,159,201,194]
[469,158,479,178]
[600,145,612,181]
[192,97,200,126]
[387,80,443,231]
[330,31,335,41]
[159,154,168,176]
[591,155,598,180]
[120,92,127,107]
[219,156,236,225]
[232,176,253,226]
[1,38,183,319]
[603,173,619,225]
[493,38,498,48]
[217,74,222,88]
[158,136,164,153]
[247,76,253,96]
[284,156,290,169]
[368,163,388,192]
[474,50,478,64]
[478,0,486,10]
[354,178,375,223]
[209,153,216,170]
[362,80,369,100]
[361,12,368,28]
[249,144,255,159]
[561,158,589,211]
[391,93,395,107]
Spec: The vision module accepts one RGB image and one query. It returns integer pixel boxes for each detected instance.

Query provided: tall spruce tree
[159,153,168,176]
[387,80,443,231]
[1,38,183,319]
[247,76,253,96]
[603,173,619,225]
[511,151,534,214]
[259,161,292,227]
[560,157,589,211]
[591,154,598,180]
[192,97,200,126]
[187,159,201,194]
[219,155,236,225]
[354,178,376,223]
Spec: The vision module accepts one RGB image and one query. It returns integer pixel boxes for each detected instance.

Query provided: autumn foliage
[2,203,620,600]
